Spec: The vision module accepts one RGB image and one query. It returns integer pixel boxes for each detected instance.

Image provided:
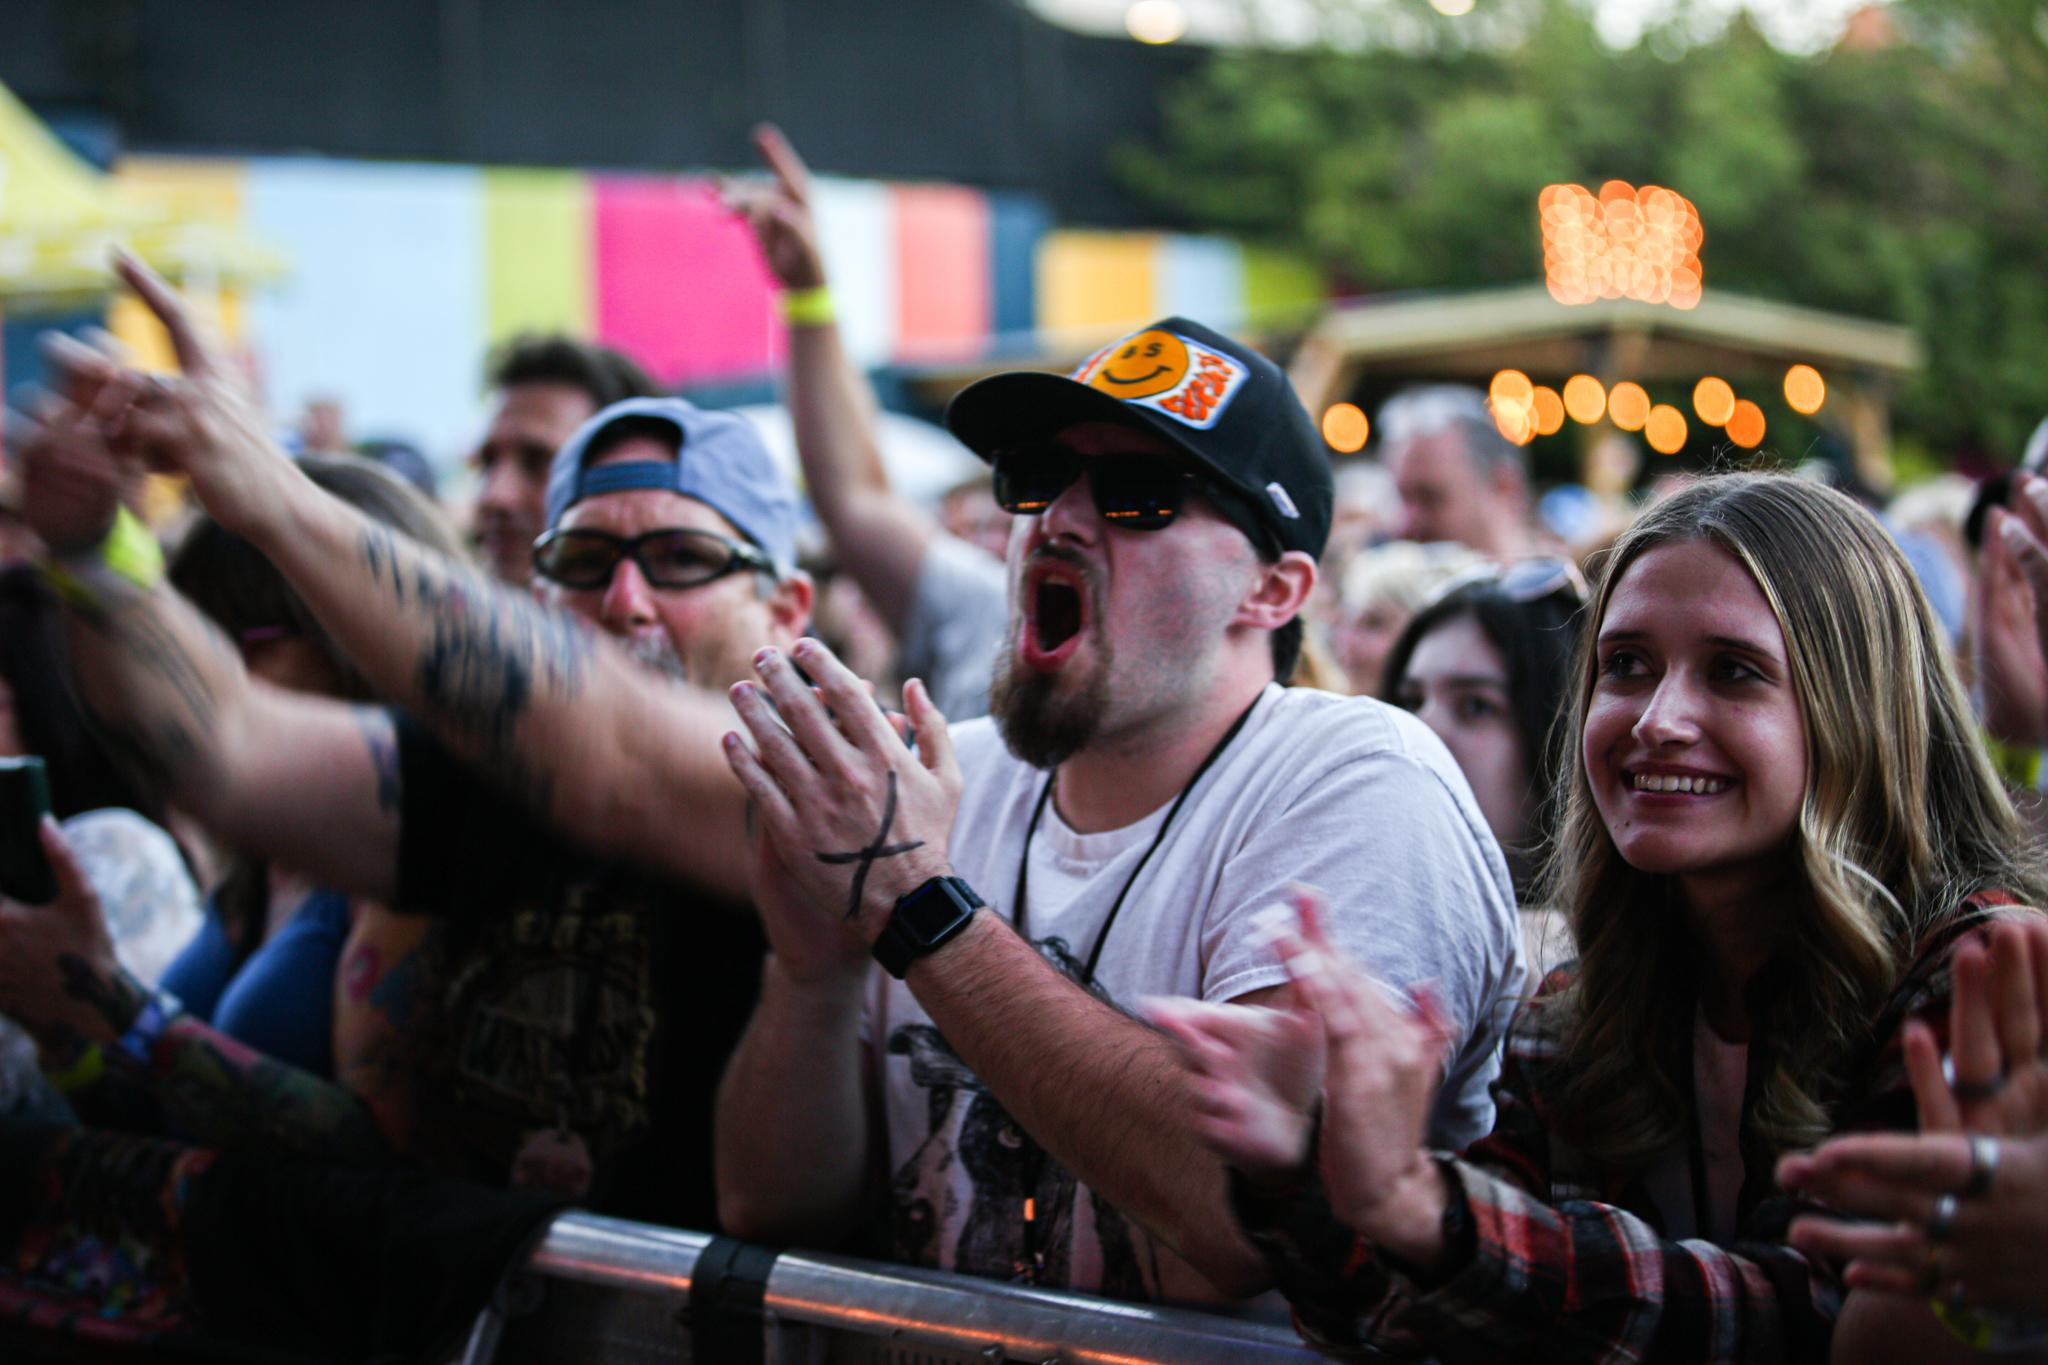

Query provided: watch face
[903,878,973,941]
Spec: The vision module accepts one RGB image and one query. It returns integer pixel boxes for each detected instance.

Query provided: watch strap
[874,876,984,979]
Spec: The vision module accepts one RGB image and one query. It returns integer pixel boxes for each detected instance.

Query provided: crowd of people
[0,125,2045,1363]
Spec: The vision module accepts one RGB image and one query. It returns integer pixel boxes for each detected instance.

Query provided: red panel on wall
[593,175,781,384]
[893,185,989,364]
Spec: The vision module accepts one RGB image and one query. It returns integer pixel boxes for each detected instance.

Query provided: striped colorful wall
[109,156,1324,460]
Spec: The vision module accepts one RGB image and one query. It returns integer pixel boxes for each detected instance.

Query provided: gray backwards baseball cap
[542,396,799,576]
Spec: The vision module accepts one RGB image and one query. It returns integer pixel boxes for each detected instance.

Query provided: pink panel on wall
[893,185,989,363]
[593,175,781,384]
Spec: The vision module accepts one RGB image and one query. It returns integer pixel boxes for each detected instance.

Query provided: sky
[1028,0,1877,54]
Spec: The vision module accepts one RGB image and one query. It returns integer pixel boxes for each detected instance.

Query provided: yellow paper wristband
[45,1042,107,1094]
[781,285,836,328]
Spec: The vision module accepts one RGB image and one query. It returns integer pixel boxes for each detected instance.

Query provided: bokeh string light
[1725,400,1767,448]
[1692,377,1735,427]
[1488,367,1779,455]
[1540,182,1704,310]
[1488,368,1537,444]
[1645,404,1689,454]
[1562,374,1606,424]
[1607,381,1651,431]
[1784,364,1826,415]
[1322,402,1370,452]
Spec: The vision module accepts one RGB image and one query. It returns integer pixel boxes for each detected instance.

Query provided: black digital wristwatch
[872,875,985,979]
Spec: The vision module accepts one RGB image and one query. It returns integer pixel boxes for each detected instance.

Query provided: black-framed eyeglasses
[991,442,1207,531]
[531,526,775,591]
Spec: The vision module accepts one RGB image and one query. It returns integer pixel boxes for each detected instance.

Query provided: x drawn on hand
[816,771,925,921]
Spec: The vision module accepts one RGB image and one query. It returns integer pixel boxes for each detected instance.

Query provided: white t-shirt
[867,683,1524,1303]
[899,532,1008,722]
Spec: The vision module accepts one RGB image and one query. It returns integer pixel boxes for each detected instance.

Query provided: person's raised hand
[1143,988,1324,1184]
[1782,1132,2048,1316]
[1781,916,2048,1315]
[1283,901,1457,1264]
[73,250,294,538]
[721,124,827,292]
[0,819,129,1047]
[724,643,959,947]
[1980,499,2048,747]
[1998,474,2048,737]
[16,392,129,556]
[1912,916,2048,1138]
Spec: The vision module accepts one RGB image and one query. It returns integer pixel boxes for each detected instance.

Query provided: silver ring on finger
[1942,1052,2006,1103]
[1928,1192,1960,1243]
[1961,1135,2001,1198]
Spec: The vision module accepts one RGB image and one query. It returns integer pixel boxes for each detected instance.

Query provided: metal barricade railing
[463,1211,1325,1365]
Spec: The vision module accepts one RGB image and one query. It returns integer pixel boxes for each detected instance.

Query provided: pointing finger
[112,248,210,379]
[752,123,812,205]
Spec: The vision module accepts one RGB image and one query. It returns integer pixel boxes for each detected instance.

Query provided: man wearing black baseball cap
[717,319,1523,1306]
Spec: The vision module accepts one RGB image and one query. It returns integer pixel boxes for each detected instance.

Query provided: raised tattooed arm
[71,254,750,898]
[313,499,751,897]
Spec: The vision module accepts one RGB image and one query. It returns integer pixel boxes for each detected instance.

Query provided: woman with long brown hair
[1149,472,2047,1361]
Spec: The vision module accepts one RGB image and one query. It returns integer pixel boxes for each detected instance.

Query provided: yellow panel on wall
[1037,231,1159,334]
[108,156,250,368]
[484,168,590,344]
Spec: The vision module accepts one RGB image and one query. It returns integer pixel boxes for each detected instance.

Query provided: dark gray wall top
[1,0,1206,225]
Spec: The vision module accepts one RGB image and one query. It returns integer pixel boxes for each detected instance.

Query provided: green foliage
[1122,0,2048,461]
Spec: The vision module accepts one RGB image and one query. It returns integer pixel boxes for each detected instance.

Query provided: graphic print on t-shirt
[441,887,658,1198]
[885,936,1147,1296]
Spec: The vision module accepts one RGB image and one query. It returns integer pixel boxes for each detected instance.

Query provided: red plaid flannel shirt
[1231,894,2028,1364]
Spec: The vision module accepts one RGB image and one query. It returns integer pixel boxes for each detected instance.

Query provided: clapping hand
[1150,889,1458,1268]
[1982,478,2048,746]
[723,639,958,946]
[1143,903,1325,1181]
[1782,915,2048,1315]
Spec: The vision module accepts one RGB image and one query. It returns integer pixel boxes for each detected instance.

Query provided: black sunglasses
[532,526,774,591]
[991,443,1207,531]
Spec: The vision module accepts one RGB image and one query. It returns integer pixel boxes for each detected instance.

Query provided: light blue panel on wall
[1159,234,1244,333]
[810,176,896,371]
[244,159,486,466]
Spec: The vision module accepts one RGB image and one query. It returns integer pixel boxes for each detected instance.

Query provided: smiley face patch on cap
[1074,328,1249,430]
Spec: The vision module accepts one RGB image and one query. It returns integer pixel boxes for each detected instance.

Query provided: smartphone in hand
[0,757,59,905]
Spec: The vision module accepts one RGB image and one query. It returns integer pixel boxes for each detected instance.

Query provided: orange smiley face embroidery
[1084,329,1189,400]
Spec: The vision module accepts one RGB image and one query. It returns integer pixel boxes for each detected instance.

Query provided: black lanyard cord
[1010,692,1263,986]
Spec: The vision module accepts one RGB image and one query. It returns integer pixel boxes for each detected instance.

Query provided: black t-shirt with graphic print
[393,715,764,1231]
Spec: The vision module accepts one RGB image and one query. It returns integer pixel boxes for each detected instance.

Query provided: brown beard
[989,548,1115,770]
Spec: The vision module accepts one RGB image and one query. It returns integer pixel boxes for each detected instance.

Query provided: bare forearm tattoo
[359,524,593,802]
[54,950,389,1160]
[57,952,148,1034]
[816,771,925,920]
[69,582,233,792]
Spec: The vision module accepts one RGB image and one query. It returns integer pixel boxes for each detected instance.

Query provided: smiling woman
[1549,475,2039,1176]
[1151,472,2048,1365]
